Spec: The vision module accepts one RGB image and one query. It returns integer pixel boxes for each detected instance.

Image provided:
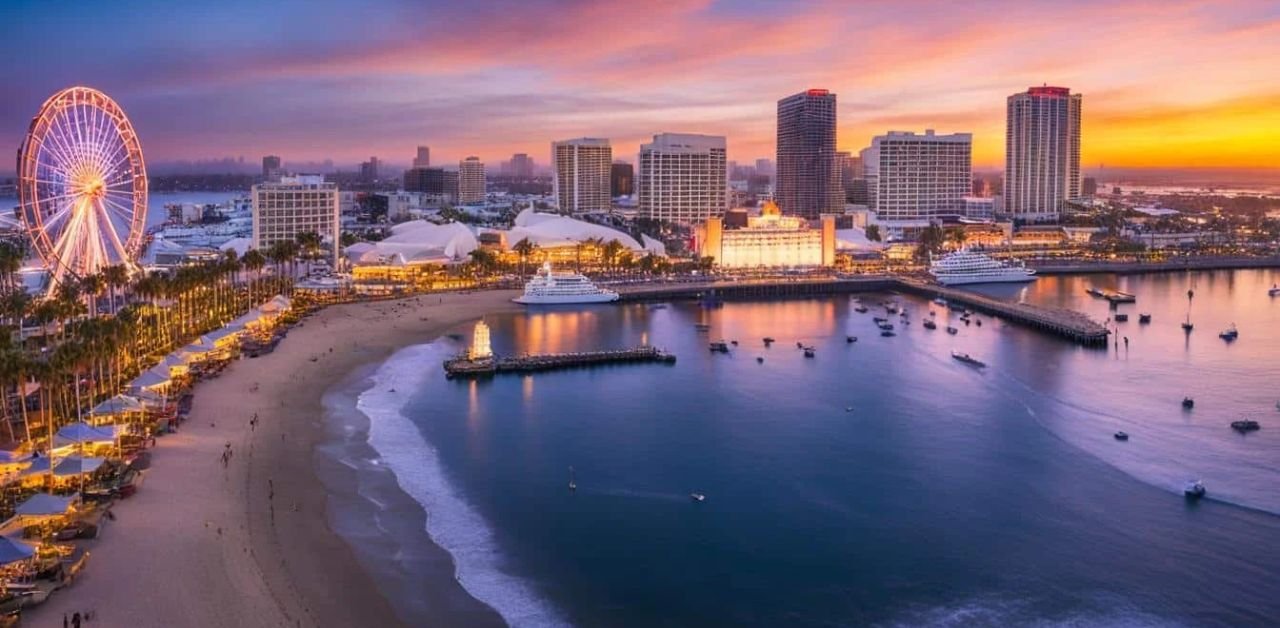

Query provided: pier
[444,345,677,378]
[894,279,1111,347]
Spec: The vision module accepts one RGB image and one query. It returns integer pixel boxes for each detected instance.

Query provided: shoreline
[30,290,520,627]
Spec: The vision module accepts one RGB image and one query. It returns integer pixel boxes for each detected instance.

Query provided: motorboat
[1114,313,1129,322]
[929,310,937,317]
[880,330,896,337]
[1270,284,1280,296]
[796,341,804,349]
[854,305,869,313]
[763,337,775,345]
[951,351,986,367]
[846,336,858,343]
[872,316,888,324]
[756,357,764,364]
[1114,431,1129,441]
[730,340,739,346]
[845,406,854,412]
[1086,287,1105,297]
[1230,419,1260,432]
[803,347,816,358]
[690,493,706,502]
[933,297,947,306]
[1219,324,1238,341]
[975,319,982,327]
[1139,313,1152,324]
[1184,480,1206,498]
[946,326,958,335]
[1182,397,1195,409]
[878,322,894,331]
[709,341,730,353]
[568,467,577,492]
[923,320,937,330]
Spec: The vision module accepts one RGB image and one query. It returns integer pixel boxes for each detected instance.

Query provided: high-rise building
[776,89,843,219]
[251,175,341,265]
[1005,86,1082,222]
[403,167,458,199]
[458,157,486,204]
[509,153,534,178]
[413,146,430,168]
[552,138,612,214]
[1082,177,1098,197]
[861,130,972,224]
[637,133,728,224]
[360,157,380,183]
[611,162,634,197]
[261,155,283,181]
[754,158,774,178]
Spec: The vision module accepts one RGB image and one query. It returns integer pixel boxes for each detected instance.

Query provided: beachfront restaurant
[16,455,106,490]
[87,395,147,426]
[51,423,123,458]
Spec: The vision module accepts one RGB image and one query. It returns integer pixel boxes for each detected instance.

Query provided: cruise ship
[513,263,620,305]
[929,250,1037,286]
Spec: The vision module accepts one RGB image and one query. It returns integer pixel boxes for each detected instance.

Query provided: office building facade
[1005,86,1082,222]
[861,130,972,224]
[776,89,843,218]
[252,175,341,265]
[637,133,727,223]
[611,162,634,197]
[413,146,430,168]
[458,157,486,204]
[261,155,283,181]
[552,138,612,213]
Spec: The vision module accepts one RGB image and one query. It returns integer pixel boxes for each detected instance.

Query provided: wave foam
[358,342,570,628]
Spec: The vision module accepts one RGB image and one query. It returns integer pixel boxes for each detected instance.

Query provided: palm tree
[946,228,968,250]
[602,239,625,274]
[103,264,130,315]
[241,249,267,305]
[80,273,105,319]
[512,238,537,277]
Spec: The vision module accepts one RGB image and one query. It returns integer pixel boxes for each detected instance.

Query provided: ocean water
[357,269,1280,627]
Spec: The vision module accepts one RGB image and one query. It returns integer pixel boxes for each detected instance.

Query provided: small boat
[933,297,946,306]
[1114,431,1129,441]
[922,320,937,330]
[1182,397,1194,409]
[1230,419,1260,432]
[880,330,896,337]
[951,351,985,367]
[763,337,775,345]
[845,406,853,412]
[1114,313,1128,322]
[878,322,894,331]
[1219,324,1238,341]
[690,493,706,502]
[1270,284,1280,296]
[885,305,900,314]
[846,335,858,343]
[963,318,971,326]
[975,319,982,327]
[946,326,958,335]
[709,341,730,353]
[796,341,804,349]
[1086,287,1104,297]
[1182,317,1194,333]
[854,305,869,313]
[1138,313,1152,324]
[929,310,937,317]
[756,356,764,364]
[803,347,816,358]
[568,467,577,491]
[730,340,739,346]
[872,316,888,324]
[1184,480,1206,498]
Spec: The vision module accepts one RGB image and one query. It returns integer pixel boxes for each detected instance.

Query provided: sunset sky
[2,0,1278,171]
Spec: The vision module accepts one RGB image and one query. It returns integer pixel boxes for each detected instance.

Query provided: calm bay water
[365,269,1280,627]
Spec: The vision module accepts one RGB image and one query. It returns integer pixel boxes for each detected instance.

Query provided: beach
[31,290,520,627]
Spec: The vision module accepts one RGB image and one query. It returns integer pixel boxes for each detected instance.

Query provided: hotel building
[637,133,727,224]
[695,201,836,268]
[1005,86,1082,222]
[552,138,612,214]
[861,130,972,228]
[776,89,843,219]
[251,175,341,265]
[458,156,486,204]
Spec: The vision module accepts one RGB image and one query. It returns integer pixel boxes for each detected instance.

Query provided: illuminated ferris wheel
[17,86,148,291]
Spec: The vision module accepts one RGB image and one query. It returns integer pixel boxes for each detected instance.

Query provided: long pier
[444,345,677,378]
[892,279,1111,347]
[615,275,1110,348]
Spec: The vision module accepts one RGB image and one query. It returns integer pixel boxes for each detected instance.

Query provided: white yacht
[513,263,620,305]
[929,250,1037,286]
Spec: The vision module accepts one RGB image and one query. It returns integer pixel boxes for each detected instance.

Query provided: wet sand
[32,291,519,627]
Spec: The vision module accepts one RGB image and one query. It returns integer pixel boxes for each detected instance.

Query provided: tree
[914,224,945,262]
[602,239,626,273]
[946,228,968,250]
[865,224,882,242]
[512,238,538,277]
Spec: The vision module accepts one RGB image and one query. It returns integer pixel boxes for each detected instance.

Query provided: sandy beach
[31,290,520,627]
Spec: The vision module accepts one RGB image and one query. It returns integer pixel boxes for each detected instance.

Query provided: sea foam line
[357,342,571,628]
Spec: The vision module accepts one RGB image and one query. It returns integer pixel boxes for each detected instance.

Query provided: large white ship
[513,263,620,304]
[929,250,1037,286]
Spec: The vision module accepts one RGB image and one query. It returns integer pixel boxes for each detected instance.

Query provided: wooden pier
[894,279,1111,347]
[444,345,677,378]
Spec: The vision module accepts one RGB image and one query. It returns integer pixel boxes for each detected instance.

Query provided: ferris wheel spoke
[94,199,133,265]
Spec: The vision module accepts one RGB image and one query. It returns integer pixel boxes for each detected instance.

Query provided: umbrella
[15,492,75,518]
[53,422,117,448]
[130,365,171,391]
[0,537,34,566]
[19,455,106,478]
[90,394,145,417]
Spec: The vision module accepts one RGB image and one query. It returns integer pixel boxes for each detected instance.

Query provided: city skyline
[1,0,1278,173]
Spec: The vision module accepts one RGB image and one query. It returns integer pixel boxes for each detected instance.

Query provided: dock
[444,345,676,378]
[895,279,1110,347]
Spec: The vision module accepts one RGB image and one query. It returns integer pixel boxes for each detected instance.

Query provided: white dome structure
[346,220,479,265]
[495,209,662,255]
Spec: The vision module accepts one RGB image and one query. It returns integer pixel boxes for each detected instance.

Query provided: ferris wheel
[17,86,148,291]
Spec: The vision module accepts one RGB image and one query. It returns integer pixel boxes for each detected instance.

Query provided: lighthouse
[470,321,493,360]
